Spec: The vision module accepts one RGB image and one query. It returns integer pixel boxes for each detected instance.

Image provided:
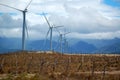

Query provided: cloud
[68,31,120,39]
[0,28,22,38]
[50,4,120,33]
[0,14,22,28]
[0,0,120,40]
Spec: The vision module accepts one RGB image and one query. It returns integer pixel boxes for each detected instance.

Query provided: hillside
[71,41,97,53]
[84,38,120,48]
[95,43,120,53]
[0,51,120,80]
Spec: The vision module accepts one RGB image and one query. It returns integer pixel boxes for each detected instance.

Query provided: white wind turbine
[0,0,33,51]
[42,12,62,51]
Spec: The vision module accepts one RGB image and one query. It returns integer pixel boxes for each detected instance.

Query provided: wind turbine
[0,0,33,51]
[56,29,70,54]
[42,13,62,51]
[63,32,70,53]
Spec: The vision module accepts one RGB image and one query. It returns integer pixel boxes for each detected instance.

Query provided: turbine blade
[55,27,60,34]
[25,23,29,39]
[42,12,51,28]
[25,0,33,9]
[46,29,50,39]
[54,25,63,28]
[64,32,71,35]
[0,3,22,12]
[43,29,50,49]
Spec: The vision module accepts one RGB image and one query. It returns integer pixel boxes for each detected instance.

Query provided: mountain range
[0,37,120,54]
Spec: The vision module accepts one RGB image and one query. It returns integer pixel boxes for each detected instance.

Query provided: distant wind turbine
[56,29,70,54]
[42,12,62,51]
[0,0,33,51]
[63,32,70,53]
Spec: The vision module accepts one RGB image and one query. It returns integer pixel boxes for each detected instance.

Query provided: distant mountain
[0,37,21,49]
[0,37,60,53]
[0,37,120,54]
[95,42,120,53]
[0,47,20,53]
[27,40,59,51]
[0,37,21,53]
[70,41,97,53]
[84,38,120,48]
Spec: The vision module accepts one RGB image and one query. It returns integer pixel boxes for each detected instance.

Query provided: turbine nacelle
[23,9,28,12]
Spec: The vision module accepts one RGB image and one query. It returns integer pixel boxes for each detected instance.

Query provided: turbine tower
[0,0,33,51]
[43,13,62,51]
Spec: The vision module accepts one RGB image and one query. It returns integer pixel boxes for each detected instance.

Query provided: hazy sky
[0,0,120,40]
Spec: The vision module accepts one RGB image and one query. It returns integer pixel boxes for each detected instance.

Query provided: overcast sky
[0,0,120,40]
